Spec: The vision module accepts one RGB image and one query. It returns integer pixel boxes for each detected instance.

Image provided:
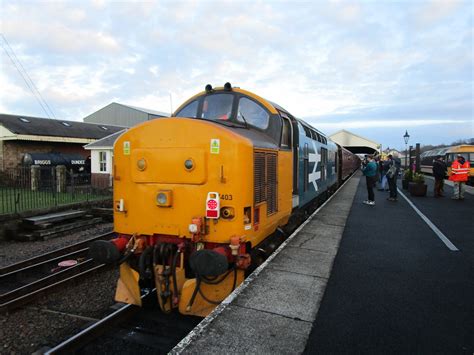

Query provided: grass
[0,187,111,215]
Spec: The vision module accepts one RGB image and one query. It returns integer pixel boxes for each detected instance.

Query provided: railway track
[0,231,114,313]
[44,289,202,354]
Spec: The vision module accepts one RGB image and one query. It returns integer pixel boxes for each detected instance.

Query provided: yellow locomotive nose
[113,117,254,242]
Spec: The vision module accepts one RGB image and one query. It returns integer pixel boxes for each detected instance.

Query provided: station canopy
[329,129,381,155]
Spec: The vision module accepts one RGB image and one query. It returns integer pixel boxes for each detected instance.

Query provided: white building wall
[90,149,113,174]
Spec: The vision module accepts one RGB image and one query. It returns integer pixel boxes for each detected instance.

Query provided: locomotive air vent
[254,152,266,204]
[266,152,278,215]
[254,150,278,215]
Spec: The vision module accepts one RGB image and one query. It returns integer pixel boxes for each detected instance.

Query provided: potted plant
[402,169,413,190]
[408,172,427,197]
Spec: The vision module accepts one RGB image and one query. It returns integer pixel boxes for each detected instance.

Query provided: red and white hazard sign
[206,192,220,219]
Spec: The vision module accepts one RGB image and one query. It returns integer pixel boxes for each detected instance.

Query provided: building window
[99,151,107,172]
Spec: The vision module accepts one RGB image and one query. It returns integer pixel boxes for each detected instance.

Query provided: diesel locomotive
[91,83,359,317]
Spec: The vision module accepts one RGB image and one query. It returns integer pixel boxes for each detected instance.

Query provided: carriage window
[280,117,292,149]
[237,97,269,129]
[457,153,469,161]
[202,94,234,120]
[175,100,198,118]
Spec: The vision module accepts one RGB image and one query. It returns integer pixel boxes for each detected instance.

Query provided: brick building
[0,114,124,171]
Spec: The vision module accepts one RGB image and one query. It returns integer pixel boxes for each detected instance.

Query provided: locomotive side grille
[254,152,266,204]
[254,150,278,215]
[266,152,278,215]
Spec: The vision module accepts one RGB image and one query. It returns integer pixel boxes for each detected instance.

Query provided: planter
[402,179,410,190]
[408,182,427,197]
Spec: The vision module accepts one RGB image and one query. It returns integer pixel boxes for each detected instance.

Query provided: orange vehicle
[420,145,474,185]
[90,83,359,317]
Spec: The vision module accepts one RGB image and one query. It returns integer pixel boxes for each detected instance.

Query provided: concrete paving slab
[291,231,342,255]
[321,201,352,214]
[297,223,345,239]
[269,246,335,277]
[233,268,326,322]
[310,213,348,227]
[181,305,312,355]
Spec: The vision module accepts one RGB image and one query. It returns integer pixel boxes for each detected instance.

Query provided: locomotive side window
[202,94,233,120]
[304,143,309,191]
[237,97,269,129]
[280,117,292,149]
[303,125,311,138]
[175,100,199,118]
[320,147,327,181]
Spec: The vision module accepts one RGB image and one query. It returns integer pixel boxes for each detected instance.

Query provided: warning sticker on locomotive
[123,141,131,155]
[210,139,220,154]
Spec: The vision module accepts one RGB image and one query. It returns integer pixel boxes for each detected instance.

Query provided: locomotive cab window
[237,97,269,129]
[175,100,199,118]
[202,94,233,120]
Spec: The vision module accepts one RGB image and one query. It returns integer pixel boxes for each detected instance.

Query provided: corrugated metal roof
[0,113,125,139]
[84,129,126,149]
[119,103,169,117]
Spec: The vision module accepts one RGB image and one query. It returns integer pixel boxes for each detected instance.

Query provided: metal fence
[0,167,112,215]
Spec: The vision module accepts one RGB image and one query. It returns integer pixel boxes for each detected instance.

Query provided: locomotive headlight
[189,224,198,233]
[184,159,194,171]
[220,206,235,219]
[156,190,172,207]
[137,158,147,171]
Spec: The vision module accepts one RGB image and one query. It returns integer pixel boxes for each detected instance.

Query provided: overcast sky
[1,0,472,150]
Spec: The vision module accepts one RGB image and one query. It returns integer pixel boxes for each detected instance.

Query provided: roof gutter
[0,134,95,144]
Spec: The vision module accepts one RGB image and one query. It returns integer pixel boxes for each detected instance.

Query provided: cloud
[3,19,120,54]
[0,0,471,149]
[311,119,471,130]
[417,0,463,26]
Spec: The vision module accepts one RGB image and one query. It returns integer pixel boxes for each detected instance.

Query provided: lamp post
[403,130,410,170]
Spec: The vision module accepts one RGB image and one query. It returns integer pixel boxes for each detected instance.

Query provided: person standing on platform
[386,153,401,201]
[449,154,470,200]
[379,156,390,191]
[432,156,447,197]
[362,155,377,206]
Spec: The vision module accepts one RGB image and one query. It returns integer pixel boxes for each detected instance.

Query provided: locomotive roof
[0,113,125,140]
[173,86,280,116]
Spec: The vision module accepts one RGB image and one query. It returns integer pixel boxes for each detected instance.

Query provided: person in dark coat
[432,156,447,197]
[386,153,401,201]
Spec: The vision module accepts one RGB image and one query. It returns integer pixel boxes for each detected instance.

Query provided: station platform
[171,172,474,354]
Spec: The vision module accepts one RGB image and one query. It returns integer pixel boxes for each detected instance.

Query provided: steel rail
[0,263,108,313]
[1,248,90,279]
[0,231,114,275]
[45,290,155,355]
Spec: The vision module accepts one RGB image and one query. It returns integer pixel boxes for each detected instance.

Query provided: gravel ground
[0,221,120,354]
[0,222,113,268]
[1,267,120,354]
